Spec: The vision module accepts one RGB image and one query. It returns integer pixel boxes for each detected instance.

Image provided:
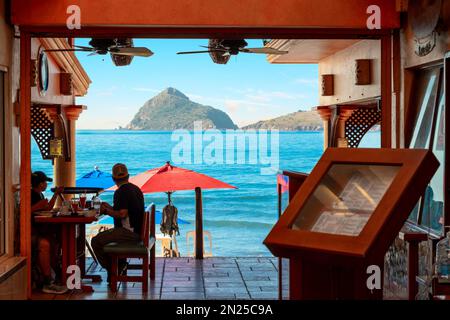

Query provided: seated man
[31,171,68,294]
[91,163,144,283]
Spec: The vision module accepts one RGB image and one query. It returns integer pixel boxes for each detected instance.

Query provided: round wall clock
[38,49,49,94]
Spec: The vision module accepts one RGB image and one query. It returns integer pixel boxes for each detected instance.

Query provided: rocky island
[242,110,322,131]
[127,87,238,130]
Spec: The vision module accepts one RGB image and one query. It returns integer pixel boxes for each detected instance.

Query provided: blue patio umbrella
[76,166,115,189]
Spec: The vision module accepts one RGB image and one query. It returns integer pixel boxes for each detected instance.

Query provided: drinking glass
[80,192,87,209]
[71,198,80,214]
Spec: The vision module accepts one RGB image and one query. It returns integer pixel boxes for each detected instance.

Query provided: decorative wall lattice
[344,107,381,148]
[31,106,54,159]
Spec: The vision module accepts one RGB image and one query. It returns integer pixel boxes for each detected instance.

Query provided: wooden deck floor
[32,257,287,300]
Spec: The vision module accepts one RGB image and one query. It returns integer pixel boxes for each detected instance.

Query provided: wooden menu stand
[265,148,440,300]
[289,255,385,299]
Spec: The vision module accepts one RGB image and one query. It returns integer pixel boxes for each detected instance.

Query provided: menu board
[331,172,388,212]
[292,164,400,236]
[311,211,371,236]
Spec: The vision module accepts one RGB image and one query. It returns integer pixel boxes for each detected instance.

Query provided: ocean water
[32,130,380,256]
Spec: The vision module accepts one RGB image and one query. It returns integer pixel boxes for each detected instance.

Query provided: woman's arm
[46,186,64,210]
[47,193,59,210]
[31,199,49,212]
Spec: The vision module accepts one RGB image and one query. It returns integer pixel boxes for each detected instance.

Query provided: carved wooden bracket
[64,105,86,121]
[315,106,332,122]
[316,104,381,148]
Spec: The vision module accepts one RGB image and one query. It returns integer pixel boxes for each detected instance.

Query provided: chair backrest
[142,203,156,247]
[186,230,212,257]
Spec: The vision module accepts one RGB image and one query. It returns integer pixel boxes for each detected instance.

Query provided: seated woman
[31,171,68,294]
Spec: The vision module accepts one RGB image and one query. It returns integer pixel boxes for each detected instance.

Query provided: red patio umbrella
[109,161,236,259]
[110,161,236,194]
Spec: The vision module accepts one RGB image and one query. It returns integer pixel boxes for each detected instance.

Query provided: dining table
[33,211,102,292]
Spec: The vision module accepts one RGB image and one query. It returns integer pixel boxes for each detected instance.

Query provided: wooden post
[19,32,32,299]
[316,107,332,150]
[150,204,156,280]
[402,232,428,300]
[381,33,392,148]
[392,29,401,148]
[277,183,282,300]
[336,106,354,148]
[195,187,203,259]
[60,107,80,182]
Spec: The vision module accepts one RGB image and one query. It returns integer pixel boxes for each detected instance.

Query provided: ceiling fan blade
[110,47,154,57]
[242,47,289,54]
[177,50,219,54]
[199,45,227,51]
[87,51,98,56]
[74,45,95,50]
[44,48,93,52]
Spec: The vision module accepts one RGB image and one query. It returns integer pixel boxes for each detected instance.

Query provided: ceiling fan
[44,38,153,58]
[177,39,288,59]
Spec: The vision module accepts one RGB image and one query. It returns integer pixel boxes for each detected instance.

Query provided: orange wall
[11,0,399,29]
[30,38,73,105]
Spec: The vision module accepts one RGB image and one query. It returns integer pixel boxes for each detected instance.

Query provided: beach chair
[104,204,156,293]
[156,233,180,257]
[186,230,213,257]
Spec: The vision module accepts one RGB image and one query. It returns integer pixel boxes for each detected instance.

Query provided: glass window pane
[291,164,401,236]
[421,87,445,233]
[409,69,440,149]
[406,67,442,229]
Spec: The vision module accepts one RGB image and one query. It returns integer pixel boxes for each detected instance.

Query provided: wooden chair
[104,204,156,293]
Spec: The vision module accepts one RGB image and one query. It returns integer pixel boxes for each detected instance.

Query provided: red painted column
[19,32,32,298]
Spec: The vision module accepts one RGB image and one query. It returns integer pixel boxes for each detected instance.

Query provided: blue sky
[75,39,319,129]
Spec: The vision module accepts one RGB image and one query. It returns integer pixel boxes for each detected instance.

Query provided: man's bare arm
[106,207,128,219]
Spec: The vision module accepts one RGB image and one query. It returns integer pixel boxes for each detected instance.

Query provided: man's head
[31,171,53,192]
[112,163,129,185]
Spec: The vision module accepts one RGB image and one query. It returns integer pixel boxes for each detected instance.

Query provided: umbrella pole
[195,187,204,259]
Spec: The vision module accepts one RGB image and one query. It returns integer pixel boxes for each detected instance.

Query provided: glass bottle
[92,195,102,211]
[435,231,450,279]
